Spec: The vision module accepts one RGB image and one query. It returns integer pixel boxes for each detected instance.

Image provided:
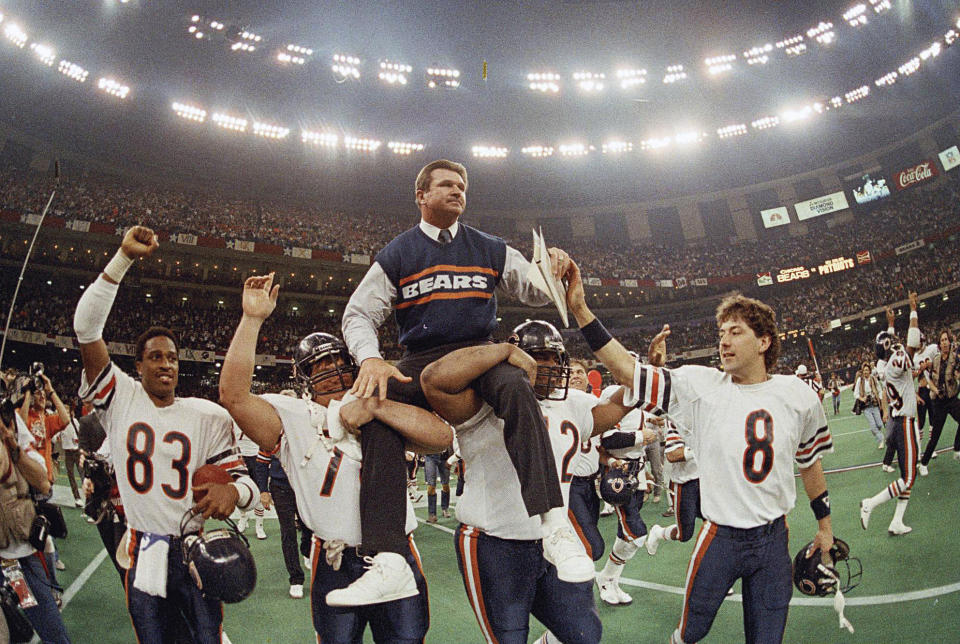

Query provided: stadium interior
[0,0,958,642]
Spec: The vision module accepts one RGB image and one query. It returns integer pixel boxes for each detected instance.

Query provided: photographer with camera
[0,383,72,643]
[15,363,70,487]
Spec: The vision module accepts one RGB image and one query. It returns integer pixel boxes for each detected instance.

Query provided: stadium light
[844,4,868,27]
[558,143,589,156]
[870,0,891,14]
[898,57,920,76]
[743,44,773,65]
[919,41,941,60]
[776,34,806,56]
[344,136,381,152]
[705,54,736,75]
[279,43,312,65]
[29,43,55,66]
[387,141,424,155]
[172,102,206,122]
[4,22,27,48]
[844,85,869,103]
[426,66,460,89]
[615,68,646,89]
[640,137,671,150]
[58,60,88,82]
[527,72,560,93]
[332,54,361,80]
[379,60,412,85]
[471,145,509,159]
[573,72,605,93]
[875,71,898,87]
[716,124,747,139]
[674,130,705,145]
[663,64,687,84]
[521,145,554,158]
[301,130,338,147]
[946,29,958,46]
[212,112,248,132]
[828,96,844,109]
[208,21,225,32]
[807,21,835,45]
[780,104,820,123]
[601,140,633,154]
[253,121,290,139]
[751,115,780,130]
[97,77,130,99]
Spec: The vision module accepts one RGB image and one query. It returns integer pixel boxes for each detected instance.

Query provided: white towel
[133,532,170,598]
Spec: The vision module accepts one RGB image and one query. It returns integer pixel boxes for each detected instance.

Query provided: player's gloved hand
[120,225,159,260]
[193,482,240,520]
[242,273,280,320]
[351,358,411,400]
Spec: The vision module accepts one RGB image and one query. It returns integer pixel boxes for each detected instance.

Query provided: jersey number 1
[743,410,774,484]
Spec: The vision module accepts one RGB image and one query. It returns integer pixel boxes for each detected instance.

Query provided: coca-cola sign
[894,160,938,190]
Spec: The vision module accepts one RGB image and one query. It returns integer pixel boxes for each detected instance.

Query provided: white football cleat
[600,502,615,517]
[303,555,312,569]
[645,524,664,556]
[597,577,622,605]
[326,552,418,607]
[542,526,594,583]
[918,463,929,477]
[881,464,895,473]
[614,585,633,605]
[256,524,267,540]
[888,521,912,536]
[859,500,871,530]
[289,584,304,599]
[236,516,248,533]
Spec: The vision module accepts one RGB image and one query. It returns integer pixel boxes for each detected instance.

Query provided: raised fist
[121,225,159,260]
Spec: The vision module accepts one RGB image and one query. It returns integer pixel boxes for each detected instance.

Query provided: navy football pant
[568,476,604,560]
[677,517,791,644]
[455,524,601,644]
[669,478,702,543]
[310,535,428,643]
[612,465,647,542]
[125,530,222,644]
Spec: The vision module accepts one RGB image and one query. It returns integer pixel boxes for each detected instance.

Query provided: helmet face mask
[294,333,358,398]
[793,537,862,596]
[509,320,570,401]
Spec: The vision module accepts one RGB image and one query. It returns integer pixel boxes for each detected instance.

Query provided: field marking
[616,575,960,607]
[61,549,108,608]
[416,515,960,607]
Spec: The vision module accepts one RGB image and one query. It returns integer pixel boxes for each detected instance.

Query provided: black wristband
[580,318,613,353]
[810,490,831,520]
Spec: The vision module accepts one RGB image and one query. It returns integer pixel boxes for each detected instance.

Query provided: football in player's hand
[192,464,232,502]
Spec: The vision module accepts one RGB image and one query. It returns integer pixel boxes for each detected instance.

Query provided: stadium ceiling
[0,0,958,210]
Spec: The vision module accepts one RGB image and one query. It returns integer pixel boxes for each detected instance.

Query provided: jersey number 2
[743,410,774,484]
[126,423,191,499]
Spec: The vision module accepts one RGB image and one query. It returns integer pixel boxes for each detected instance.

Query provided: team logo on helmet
[597,465,641,506]
[874,331,896,362]
[294,332,358,396]
[508,320,570,401]
[792,537,861,597]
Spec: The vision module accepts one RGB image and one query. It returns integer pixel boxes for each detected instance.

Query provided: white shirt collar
[419,219,459,242]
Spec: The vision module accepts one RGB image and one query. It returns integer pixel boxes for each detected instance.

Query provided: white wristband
[909,311,918,320]
[103,250,135,283]
[906,326,921,349]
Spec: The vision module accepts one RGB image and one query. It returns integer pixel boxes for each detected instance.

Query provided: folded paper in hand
[527,228,569,327]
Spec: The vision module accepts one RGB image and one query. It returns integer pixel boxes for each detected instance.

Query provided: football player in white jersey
[563,259,835,644]
[219,273,453,643]
[233,422,266,539]
[420,321,634,644]
[860,292,922,536]
[73,226,259,644]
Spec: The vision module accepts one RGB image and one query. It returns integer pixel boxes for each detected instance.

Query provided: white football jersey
[625,363,831,529]
[454,388,597,540]
[916,343,939,378]
[261,393,417,547]
[663,420,699,484]
[599,385,646,460]
[570,436,600,478]
[80,362,256,536]
[233,422,260,458]
[883,346,917,418]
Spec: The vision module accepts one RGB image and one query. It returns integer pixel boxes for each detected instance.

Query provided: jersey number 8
[743,410,774,484]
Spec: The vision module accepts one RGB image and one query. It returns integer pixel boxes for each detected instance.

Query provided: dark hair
[415,159,468,195]
[135,326,179,362]
[939,328,955,345]
[715,293,781,372]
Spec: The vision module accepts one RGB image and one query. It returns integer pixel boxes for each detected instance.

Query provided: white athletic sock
[600,537,638,580]
[865,487,891,511]
[891,498,909,525]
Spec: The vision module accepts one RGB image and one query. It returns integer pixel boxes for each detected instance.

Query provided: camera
[28,362,44,395]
